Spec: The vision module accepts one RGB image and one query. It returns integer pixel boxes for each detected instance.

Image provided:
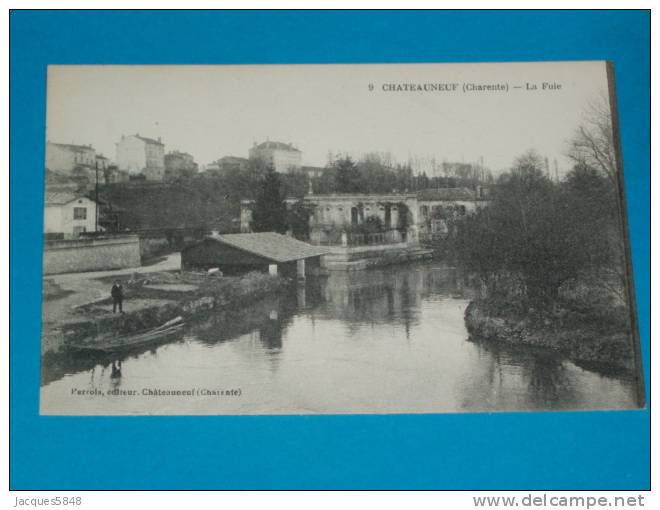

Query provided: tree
[356,153,398,193]
[456,150,571,302]
[394,163,413,191]
[560,162,627,301]
[287,201,313,239]
[281,169,309,198]
[314,165,338,194]
[417,171,430,190]
[222,157,268,202]
[251,167,288,233]
[455,145,632,307]
[567,97,628,300]
[333,156,363,193]
[567,96,619,187]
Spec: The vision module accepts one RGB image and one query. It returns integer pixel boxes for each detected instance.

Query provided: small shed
[181,232,329,278]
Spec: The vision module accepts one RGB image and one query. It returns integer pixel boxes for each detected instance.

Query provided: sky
[46,62,611,175]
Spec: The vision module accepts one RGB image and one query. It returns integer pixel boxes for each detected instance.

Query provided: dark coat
[111,284,123,300]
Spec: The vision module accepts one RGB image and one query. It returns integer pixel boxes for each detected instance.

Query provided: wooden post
[297,259,306,280]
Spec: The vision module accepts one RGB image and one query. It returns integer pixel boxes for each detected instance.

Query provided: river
[40,262,639,415]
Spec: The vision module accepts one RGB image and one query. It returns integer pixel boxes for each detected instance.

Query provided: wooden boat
[68,316,185,353]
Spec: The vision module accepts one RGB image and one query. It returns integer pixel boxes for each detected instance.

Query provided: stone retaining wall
[43,235,141,275]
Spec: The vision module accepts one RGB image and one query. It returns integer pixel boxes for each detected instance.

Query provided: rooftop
[203,232,329,262]
[304,193,417,201]
[166,150,194,158]
[253,141,301,152]
[49,142,95,152]
[133,134,164,146]
[44,190,93,206]
[218,156,249,163]
[45,170,77,186]
[417,187,477,201]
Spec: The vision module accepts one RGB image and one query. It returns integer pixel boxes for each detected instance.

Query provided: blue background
[10,10,650,490]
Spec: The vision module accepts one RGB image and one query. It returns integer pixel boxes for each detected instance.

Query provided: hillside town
[43,134,503,277]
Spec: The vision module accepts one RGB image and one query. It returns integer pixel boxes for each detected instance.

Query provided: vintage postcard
[40,62,644,415]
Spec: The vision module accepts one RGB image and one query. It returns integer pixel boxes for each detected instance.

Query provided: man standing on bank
[111,280,124,313]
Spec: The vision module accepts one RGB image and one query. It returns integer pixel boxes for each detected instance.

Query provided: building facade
[416,187,489,237]
[305,194,420,245]
[46,142,97,173]
[241,193,420,245]
[116,134,165,181]
[95,154,110,172]
[164,150,198,181]
[240,189,490,245]
[44,191,98,237]
[220,155,249,172]
[248,141,302,173]
[181,232,328,278]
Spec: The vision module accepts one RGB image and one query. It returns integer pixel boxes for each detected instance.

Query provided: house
[46,142,96,173]
[181,232,329,278]
[203,156,249,177]
[95,154,110,171]
[164,150,198,181]
[240,193,421,245]
[305,193,420,245]
[248,140,302,173]
[44,190,98,237]
[417,187,488,236]
[116,134,165,181]
[219,156,249,173]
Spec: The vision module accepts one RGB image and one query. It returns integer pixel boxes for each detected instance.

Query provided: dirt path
[42,252,181,326]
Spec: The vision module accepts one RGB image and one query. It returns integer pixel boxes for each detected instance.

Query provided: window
[73,207,87,220]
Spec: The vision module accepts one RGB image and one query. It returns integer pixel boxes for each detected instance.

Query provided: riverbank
[41,261,641,414]
[464,298,635,373]
[42,270,284,353]
[321,243,434,271]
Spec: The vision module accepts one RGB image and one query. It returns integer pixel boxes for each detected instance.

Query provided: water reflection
[463,338,581,410]
[461,337,637,411]
[40,262,639,415]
